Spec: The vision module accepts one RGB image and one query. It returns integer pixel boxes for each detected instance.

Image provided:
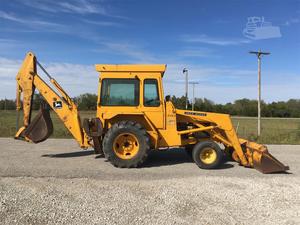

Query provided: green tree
[0,99,15,110]
[194,98,215,112]
[2,94,300,118]
[233,98,257,116]
[170,95,190,109]
[75,93,98,110]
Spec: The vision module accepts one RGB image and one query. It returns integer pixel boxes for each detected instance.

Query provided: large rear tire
[103,121,150,168]
[192,141,223,169]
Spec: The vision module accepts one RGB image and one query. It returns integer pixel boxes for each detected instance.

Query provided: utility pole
[189,82,199,111]
[183,68,188,109]
[249,50,270,137]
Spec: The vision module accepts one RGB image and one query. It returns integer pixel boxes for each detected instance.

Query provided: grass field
[1,110,300,144]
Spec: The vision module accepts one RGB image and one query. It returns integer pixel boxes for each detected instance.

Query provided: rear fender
[104,114,159,149]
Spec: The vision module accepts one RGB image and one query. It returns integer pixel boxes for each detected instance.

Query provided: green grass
[231,117,300,144]
[1,110,300,144]
[0,110,95,139]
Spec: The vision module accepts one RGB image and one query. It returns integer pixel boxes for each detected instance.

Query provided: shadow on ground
[143,148,234,169]
[41,148,235,169]
[42,150,94,158]
[143,148,193,167]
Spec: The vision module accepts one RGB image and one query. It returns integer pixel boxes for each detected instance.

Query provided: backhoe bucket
[24,107,53,143]
[240,139,289,173]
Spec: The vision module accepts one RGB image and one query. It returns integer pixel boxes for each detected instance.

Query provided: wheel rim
[200,147,217,164]
[113,133,139,159]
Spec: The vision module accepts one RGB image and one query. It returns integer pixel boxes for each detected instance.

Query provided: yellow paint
[95,64,166,75]
[113,133,139,159]
[15,52,90,148]
[200,147,217,164]
[14,52,288,173]
[15,52,35,126]
[14,126,26,138]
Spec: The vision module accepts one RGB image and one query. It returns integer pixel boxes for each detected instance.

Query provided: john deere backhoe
[14,52,289,173]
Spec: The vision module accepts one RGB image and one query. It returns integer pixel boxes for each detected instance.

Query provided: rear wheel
[192,141,223,169]
[103,121,150,168]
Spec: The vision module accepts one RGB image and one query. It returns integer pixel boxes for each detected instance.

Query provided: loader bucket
[24,107,53,143]
[252,150,289,173]
[240,139,289,174]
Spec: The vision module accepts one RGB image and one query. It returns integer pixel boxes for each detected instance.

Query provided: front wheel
[192,141,223,169]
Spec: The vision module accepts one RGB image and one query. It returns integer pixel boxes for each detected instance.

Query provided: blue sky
[0,0,299,103]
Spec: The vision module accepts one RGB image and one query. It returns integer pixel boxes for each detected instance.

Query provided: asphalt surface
[0,138,299,225]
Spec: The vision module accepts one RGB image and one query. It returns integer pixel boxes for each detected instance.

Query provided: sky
[0,0,299,103]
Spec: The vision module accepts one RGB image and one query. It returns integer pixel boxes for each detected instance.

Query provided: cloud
[0,38,18,44]
[0,56,97,99]
[0,57,21,79]
[42,62,97,94]
[95,41,156,63]
[283,18,300,26]
[0,2,126,35]
[20,0,101,14]
[214,19,231,24]
[176,48,216,58]
[1,56,299,104]
[0,38,22,52]
[182,34,251,46]
[0,10,23,23]
[0,10,63,28]
[162,63,300,103]
[82,19,121,27]
[58,1,100,14]
[164,64,256,86]
[19,0,126,18]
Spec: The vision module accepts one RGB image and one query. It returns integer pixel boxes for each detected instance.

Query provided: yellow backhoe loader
[14,52,289,173]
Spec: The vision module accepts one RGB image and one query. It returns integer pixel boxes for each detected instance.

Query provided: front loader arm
[176,109,249,166]
[15,52,90,148]
[176,109,289,173]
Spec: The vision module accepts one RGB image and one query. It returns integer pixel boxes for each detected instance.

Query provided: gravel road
[0,138,299,225]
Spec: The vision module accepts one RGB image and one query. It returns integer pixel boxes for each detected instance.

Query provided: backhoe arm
[15,52,90,148]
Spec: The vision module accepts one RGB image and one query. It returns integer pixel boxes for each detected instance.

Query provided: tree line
[1,94,300,118]
[170,96,300,117]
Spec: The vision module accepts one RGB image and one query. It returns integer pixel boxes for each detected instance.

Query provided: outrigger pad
[24,107,53,143]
